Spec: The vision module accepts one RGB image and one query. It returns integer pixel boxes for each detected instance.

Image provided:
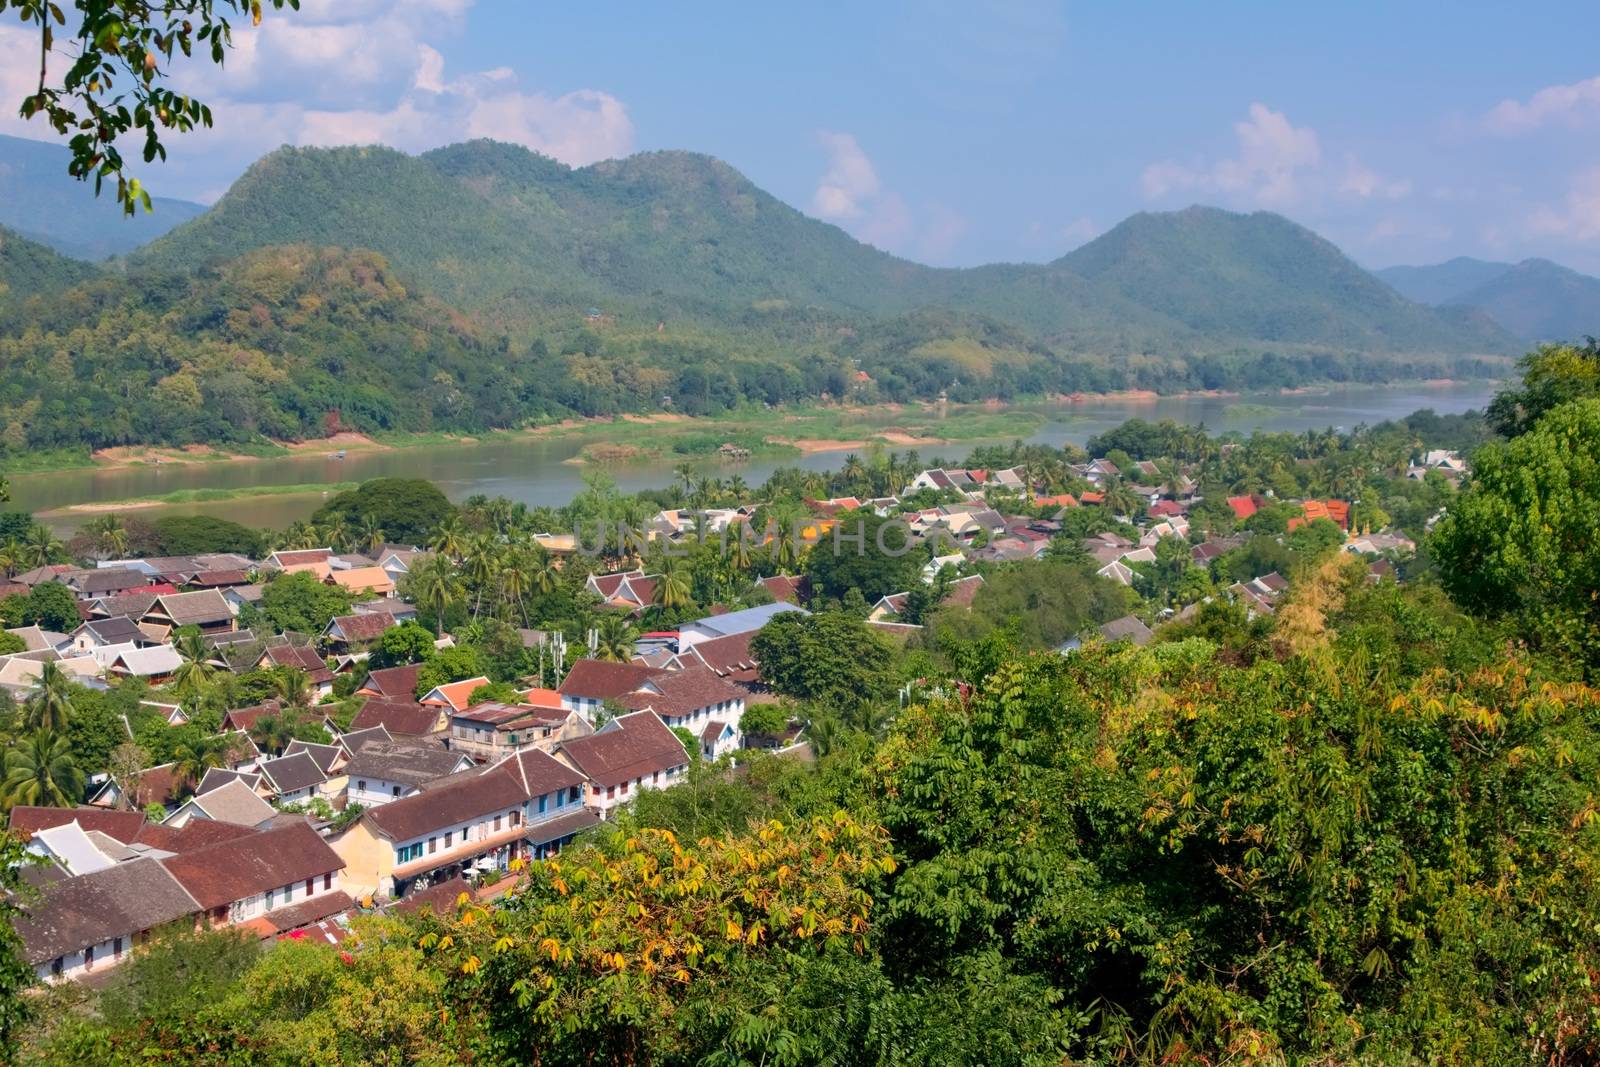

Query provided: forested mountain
[0,139,1524,457]
[0,134,205,259]
[1378,255,1600,340]
[0,226,97,307]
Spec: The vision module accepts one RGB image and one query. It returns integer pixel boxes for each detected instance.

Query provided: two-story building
[343,740,476,807]
[555,711,690,817]
[330,749,592,901]
[615,665,746,745]
[556,659,667,720]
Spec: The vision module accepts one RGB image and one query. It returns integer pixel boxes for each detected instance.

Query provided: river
[16,381,1496,534]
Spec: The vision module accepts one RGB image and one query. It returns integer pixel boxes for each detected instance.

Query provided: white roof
[111,645,185,677]
[28,821,119,876]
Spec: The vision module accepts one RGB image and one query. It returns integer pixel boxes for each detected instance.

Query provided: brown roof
[558,711,688,788]
[393,875,473,915]
[69,568,151,595]
[9,806,147,844]
[149,589,232,626]
[557,659,668,702]
[758,574,805,604]
[271,549,333,568]
[363,748,584,843]
[258,752,328,795]
[524,807,601,846]
[327,613,392,644]
[256,890,354,935]
[679,630,759,681]
[342,740,470,788]
[221,700,282,733]
[132,818,258,854]
[196,767,264,795]
[91,591,159,620]
[283,740,344,775]
[263,643,334,683]
[349,698,441,736]
[15,859,200,965]
[360,663,424,700]
[187,569,251,588]
[161,822,344,910]
[618,664,744,718]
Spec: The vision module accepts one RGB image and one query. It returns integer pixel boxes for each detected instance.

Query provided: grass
[57,481,358,510]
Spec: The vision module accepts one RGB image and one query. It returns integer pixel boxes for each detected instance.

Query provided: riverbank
[42,481,359,516]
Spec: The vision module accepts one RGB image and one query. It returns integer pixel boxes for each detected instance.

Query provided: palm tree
[171,734,231,796]
[170,631,216,702]
[461,535,499,620]
[529,550,559,597]
[271,667,313,713]
[250,713,296,756]
[410,556,462,636]
[429,517,467,561]
[652,558,692,611]
[2,731,84,808]
[23,661,75,734]
[725,474,749,502]
[321,515,351,552]
[355,513,386,554]
[1100,479,1143,519]
[500,550,532,626]
[23,524,63,568]
[85,514,129,559]
[594,614,638,662]
[0,540,18,579]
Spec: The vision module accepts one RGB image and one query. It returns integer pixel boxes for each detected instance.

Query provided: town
[0,409,1476,986]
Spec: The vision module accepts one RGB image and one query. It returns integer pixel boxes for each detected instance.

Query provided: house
[1226,495,1263,521]
[220,700,283,734]
[283,739,348,779]
[184,569,252,590]
[358,663,425,701]
[1288,499,1350,532]
[617,665,746,742]
[343,741,477,807]
[221,585,263,615]
[556,711,690,817]
[106,645,185,684]
[677,602,807,649]
[5,626,66,653]
[352,598,418,623]
[448,701,593,760]
[0,652,102,696]
[257,643,335,697]
[10,806,147,845]
[349,698,446,737]
[263,549,334,573]
[584,570,659,611]
[671,630,762,688]
[141,589,235,637]
[699,720,741,760]
[557,659,668,719]
[64,568,151,601]
[330,748,591,900]
[161,821,348,936]
[88,762,186,812]
[756,574,806,604]
[419,676,492,713]
[1345,531,1416,557]
[66,616,152,654]
[18,859,202,982]
[25,820,136,876]
[327,567,396,599]
[323,613,394,650]
[194,767,265,797]
[255,752,330,804]
[164,778,277,829]
[1099,615,1155,647]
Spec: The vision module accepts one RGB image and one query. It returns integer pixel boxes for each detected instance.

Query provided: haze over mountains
[1377,256,1600,342]
[0,134,1563,457]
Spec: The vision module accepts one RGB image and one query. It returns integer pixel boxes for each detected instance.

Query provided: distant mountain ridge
[129,140,1513,359]
[1377,256,1600,341]
[0,134,206,259]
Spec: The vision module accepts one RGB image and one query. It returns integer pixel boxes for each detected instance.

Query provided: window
[538,795,547,814]
[493,814,502,832]
[554,790,565,810]
[428,836,437,854]
[392,785,401,797]
[510,810,520,826]
[620,781,629,795]
[266,887,276,909]
[305,878,314,896]
[50,957,62,977]
[357,780,367,792]
[606,785,615,799]
[324,873,333,891]
[113,937,122,960]
[445,831,453,848]
[569,786,581,804]
[83,945,93,970]
[653,770,660,784]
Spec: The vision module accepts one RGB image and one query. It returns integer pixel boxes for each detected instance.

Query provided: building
[348,698,446,737]
[343,740,476,807]
[556,659,668,719]
[330,749,591,901]
[327,567,396,599]
[164,778,278,829]
[357,663,425,701]
[555,711,690,817]
[419,676,492,713]
[141,589,236,638]
[161,822,347,934]
[616,665,746,743]
[255,752,330,804]
[447,701,593,760]
[106,645,185,684]
[677,602,807,649]
[323,612,394,650]
[18,859,201,983]
[257,643,336,698]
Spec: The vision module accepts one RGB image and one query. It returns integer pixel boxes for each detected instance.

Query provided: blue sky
[6,0,1600,271]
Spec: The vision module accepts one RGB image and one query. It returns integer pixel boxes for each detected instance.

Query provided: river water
[17,382,1495,533]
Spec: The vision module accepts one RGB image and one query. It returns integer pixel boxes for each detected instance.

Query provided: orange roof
[1226,496,1259,520]
[519,687,563,709]
[1080,491,1105,504]
[329,567,396,595]
[1034,493,1078,508]
[422,675,492,710]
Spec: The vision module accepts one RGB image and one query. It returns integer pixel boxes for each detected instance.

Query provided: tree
[750,610,896,710]
[0,833,38,1052]
[651,558,692,611]
[739,702,788,738]
[2,730,84,808]
[368,620,435,669]
[593,613,637,662]
[6,0,303,211]
[313,479,454,546]
[22,660,74,733]
[257,571,354,635]
[804,509,922,604]
[1433,397,1600,672]
[169,630,216,703]
[170,733,230,795]
[21,581,78,632]
[405,554,461,637]
[412,645,488,698]
[1486,340,1600,438]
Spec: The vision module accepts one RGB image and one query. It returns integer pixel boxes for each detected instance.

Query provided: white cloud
[1340,155,1412,200]
[1528,166,1600,241]
[1142,104,1320,207]
[812,131,880,220]
[1059,217,1099,247]
[1486,75,1600,133]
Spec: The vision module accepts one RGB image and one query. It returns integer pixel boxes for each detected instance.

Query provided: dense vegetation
[0,138,1520,459]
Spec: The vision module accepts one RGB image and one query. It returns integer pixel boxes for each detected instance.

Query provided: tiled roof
[558,711,688,788]
[392,875,473,915]
[254,890,354,935]
[342,740,469,788]
[349,698,441,736]
[270,549,333,568]
[220,700,282,733]
[360,663,423,700]
[757,574,805,604]
[161,822,344,910]
[69,568,150,595]
[9,806,147,844]
[188,778,276,827]
[16,859,199,964]
[363,748,584,843]
[283,740,344,775]
[132,818,257,854]
[328,567,394,595]
[263,643,333,682]
[421,676,491,710]
[149,589,232,626]
[524,808,601,846]
[76,616,147,646]
[327,613,392,644]
[186,570,250,588]
[258,752,328,795]
[557,659,667,701]
[196,767,263,796]
[679,631,760,682]
[618,665,744,718]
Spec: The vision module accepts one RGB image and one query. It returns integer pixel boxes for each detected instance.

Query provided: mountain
[1375,257,1514,306]
[1444,259,1600,341]
[135,141,1511,358]
[0,224,97,305]
[0,134,207,259]
[1376,255,1600,340]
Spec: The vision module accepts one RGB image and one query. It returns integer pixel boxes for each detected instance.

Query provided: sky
[4,1,1600,272]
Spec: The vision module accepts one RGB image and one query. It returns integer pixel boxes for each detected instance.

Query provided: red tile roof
[349,698,441,736]
[758,574,806,604]
[221,700,282,733]
[363,748,584,843]
[421,676,491,710]
[160,822,344,910]
[9,806,147,844]
[618,665,744,718]
[327,613,392,644]
[558,711,688,788]
[557,659,668,702]
[678,631,760,683]
[359,663,424,700]
[1226,495,1260,520]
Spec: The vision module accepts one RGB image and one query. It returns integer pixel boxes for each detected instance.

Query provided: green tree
[312,479,454,546]
[1433,397,1600,671]
[368,620,435,668]
[2,730,83,808]
[257,571,354,635]
[405,555,461,637]
[20,582,77,632]
[750,610,896,710]
[22,660,74,734]
[1486,340,1600,438]
[593,613,637,662]
[804,509,922,604]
